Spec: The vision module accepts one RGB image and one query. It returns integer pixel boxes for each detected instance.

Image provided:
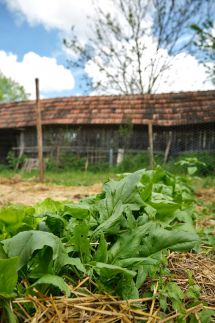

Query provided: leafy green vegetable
[30,274,71,297]
[159,282,185,314]
[116,274,139,299]
[64,204,90,219]
[0,165,207,319]
[94,233,108,263]
[2,231,66,270]
[93,262,136,277]
[140,227,200,256]
[0,205,36,239]
[2,230,85,274]
[73,222,91,262]
[198,309,215,323]
[0,257,19,298]
[34,198,64,216]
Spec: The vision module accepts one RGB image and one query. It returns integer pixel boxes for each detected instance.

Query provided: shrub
[117,152,163,172]
[6,151,26,169]
[170,152,215,176]
[46,153,86,171]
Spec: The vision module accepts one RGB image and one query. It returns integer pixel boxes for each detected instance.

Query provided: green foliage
[175,157,206,176]
[118,120,133,149]
[192,153,215,176]
[0,73,28,103]
[197,309,215,323]
[0,204,36,239]
[47,152,111,172]
[0,166,212,320]
[47,152,86,171]
[196,201,215,249]
[116,152,163,173]
[30,274,71,297]
[166,153,215,176]
[0,257,19,322]
[191,19,215,84]
[0,257,19,298]
[6,151,26,170]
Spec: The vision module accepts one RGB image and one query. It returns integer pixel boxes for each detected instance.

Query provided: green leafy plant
[6,151,26,170]
[175,157,206,176]
[0,166,209,320]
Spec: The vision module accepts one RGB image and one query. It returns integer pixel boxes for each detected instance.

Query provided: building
[0,90,214,164]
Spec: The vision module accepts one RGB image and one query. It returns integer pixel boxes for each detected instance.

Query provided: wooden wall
[0,129,18,162]
[8,122,215,162]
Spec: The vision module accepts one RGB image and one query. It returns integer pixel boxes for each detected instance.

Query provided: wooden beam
[35,78,44,182]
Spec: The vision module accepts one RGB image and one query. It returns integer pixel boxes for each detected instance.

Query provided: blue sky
[0,0,214,99]
[0,5,58,58]
[0,0,86,98]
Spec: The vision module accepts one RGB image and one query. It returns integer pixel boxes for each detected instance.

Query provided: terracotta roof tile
[0,90,215,129]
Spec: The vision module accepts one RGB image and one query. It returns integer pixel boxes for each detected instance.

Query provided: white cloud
[157,53,213,93]
[3,0,114,42]
[3,0,94,36]
[2,0,214,94]
[0,51,75,98]
[85,35,214,94]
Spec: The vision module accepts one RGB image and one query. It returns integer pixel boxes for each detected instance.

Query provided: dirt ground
[0,176,214,206]
[0,176,102,205]
[195,187,215,203]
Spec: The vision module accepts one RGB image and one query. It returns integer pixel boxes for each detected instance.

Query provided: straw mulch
[13,292,157,322]
[168,251,215,306]
[12,290,213,323]
[9,252,215,322]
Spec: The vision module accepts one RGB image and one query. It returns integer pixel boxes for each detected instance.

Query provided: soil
[0,176,214,206]
[0,176,102,205]
[195,187,215,203]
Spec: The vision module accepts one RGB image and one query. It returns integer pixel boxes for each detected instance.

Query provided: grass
[192,176,215,193]
[44,169,117,186]
[0,167,214,189]
[0,166,117,186]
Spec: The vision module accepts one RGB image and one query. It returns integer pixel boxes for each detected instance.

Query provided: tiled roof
[0,90,215,129]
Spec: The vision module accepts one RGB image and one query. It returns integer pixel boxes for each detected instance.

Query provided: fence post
[164,131,173,163]
[15,130,25,170]
[148,122,154,169]
[35,78,44,182]
[117,148,124,165]
[109,148,113,167]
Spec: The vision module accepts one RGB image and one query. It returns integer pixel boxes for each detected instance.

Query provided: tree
[191,20,215,84]
[0,73,28,103]
[64,0,214,95]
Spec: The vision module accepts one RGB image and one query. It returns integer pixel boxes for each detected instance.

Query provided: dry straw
[9,252,215,322]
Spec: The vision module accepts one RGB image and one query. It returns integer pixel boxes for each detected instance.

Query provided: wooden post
[15,129,25,170]
[164,131,173,164]
[35,78,44,182]
[148,122,154,169]
[109,148,113,167]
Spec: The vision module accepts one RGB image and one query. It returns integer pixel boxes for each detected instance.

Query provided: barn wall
[0,129,18,162]
[11,122,215,161]
[153,123,215,154]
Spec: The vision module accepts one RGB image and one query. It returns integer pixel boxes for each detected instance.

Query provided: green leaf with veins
[94,233,108,263]
[140,227,199,257]
[73,222,91,262]
[30,274,70,297]
[64,204,90,219]
[0,257,19,298]
[2,230,85,274]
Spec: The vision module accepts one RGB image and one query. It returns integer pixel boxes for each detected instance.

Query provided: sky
[0,0,214,99]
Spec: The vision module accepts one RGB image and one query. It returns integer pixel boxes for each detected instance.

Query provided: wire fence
[11,122,215,171]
